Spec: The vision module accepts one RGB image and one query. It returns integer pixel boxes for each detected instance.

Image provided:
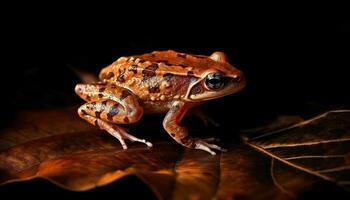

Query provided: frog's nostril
[232,75,241,82]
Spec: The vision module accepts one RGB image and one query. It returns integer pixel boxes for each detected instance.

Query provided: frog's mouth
[184,75,246,102]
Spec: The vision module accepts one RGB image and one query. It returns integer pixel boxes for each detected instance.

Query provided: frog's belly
[141,101,172,114]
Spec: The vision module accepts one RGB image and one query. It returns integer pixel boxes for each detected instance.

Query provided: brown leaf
[0,107,349,199]
[243,110,350,195]
[0,107,91,151]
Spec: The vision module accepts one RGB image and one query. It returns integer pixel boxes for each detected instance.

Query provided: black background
[0,4,349,199]
[3,15,349,128]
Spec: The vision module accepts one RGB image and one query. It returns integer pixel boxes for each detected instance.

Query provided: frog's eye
[204,73,225,90]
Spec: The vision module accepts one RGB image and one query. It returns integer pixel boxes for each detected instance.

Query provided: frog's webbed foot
[193,138,227,155]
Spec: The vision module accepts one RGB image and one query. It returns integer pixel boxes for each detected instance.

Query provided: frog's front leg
[163,101,226,155]
[76,84,152,149]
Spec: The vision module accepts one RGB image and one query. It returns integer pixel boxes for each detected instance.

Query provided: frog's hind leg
[78,100,152,149]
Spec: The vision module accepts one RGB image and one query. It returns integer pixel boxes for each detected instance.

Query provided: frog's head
[184,52,246,102]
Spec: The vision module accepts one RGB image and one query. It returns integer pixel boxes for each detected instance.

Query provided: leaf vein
[248,110,350,141]
[284,155,346,160]
[316,166,350,173]
[263,138,350,149]
[270,158,295,197]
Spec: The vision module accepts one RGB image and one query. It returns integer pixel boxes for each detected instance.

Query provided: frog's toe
[134,138,153,148]
[119,139,128,150]
[194,139,227,155]
[145,141,153,147]
[110,132,128,150]
[195,142,216,155]
[103,123,151,149]
[205,143,227,152]
[121,132,153,148]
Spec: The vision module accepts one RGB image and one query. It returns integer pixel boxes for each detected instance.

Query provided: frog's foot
[106,124,153,149]
[194,138,227,155]
[79,113,152,149]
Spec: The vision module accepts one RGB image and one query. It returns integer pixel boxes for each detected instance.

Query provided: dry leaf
[0,107,349,199]
[243,110,350,196]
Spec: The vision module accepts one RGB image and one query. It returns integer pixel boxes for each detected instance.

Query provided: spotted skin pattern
[75,50,246,155]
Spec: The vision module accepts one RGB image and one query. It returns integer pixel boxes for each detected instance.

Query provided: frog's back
[98,50,202,102]
[102,49,239,77]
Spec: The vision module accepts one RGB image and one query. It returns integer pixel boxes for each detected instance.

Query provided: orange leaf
[0,107,349,199]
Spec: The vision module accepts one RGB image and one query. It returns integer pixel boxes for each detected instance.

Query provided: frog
[75,50,245,155]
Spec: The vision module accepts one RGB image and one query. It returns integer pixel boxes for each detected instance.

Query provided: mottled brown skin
[75,50,246,155]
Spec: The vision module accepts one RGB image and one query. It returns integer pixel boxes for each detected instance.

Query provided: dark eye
[205,73,225,90]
